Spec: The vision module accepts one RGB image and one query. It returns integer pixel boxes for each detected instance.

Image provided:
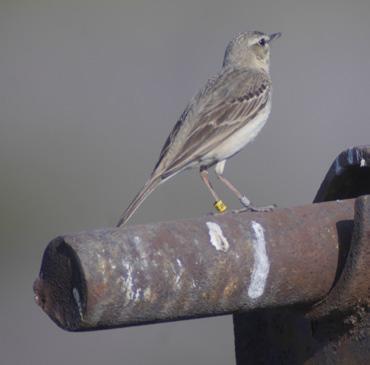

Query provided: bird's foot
[233,196,276,213]
[232,205,276,214]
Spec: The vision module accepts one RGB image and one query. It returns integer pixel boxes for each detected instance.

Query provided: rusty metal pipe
[33,199,354,331]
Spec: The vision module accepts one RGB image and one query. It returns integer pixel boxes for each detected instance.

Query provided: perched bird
[117,31,281,227]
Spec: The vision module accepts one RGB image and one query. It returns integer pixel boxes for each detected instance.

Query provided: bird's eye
[258,38,266,46]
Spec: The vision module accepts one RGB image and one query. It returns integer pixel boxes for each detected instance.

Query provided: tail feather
[116,176,162,227]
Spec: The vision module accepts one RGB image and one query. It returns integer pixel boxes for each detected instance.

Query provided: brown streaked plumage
[117,31,281,227]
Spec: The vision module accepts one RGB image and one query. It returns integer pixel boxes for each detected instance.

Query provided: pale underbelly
[202,101,271,163]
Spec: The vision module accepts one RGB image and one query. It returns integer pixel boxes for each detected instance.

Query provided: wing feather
[153,67,271,178]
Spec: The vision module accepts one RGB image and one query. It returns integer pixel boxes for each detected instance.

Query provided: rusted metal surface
[233,145,370,365]
[233,195,370,365]
[34,199,354,331]
[314,145,370,202]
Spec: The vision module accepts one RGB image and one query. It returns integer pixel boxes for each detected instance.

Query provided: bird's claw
[234,196,277,213]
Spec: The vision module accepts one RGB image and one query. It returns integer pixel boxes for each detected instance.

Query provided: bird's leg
[200,167,227,213]
[214,161,275,212]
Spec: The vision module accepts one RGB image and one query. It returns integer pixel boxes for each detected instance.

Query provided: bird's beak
[268,32,282,43]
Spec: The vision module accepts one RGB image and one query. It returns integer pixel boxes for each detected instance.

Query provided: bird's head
[223,31,281,72]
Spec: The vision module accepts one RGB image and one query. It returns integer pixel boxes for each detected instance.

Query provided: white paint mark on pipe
[143,287,151,300]
[206,222,230,252]
[121,260,135,301]
[108,258,116,270]
[133,236,141,244]
[134,288,142,301]
[96,252,108,283]
[248,221,270,299]
[73,287,83,318]
[174,258,184,287]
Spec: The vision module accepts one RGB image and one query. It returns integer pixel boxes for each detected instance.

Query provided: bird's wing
[152,67,271,178]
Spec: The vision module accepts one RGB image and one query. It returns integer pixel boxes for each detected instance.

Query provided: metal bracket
[314,145,370,203]
[311,146,370,317]
[309,195,370,319]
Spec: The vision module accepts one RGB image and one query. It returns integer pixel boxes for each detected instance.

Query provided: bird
[117,31,281,227]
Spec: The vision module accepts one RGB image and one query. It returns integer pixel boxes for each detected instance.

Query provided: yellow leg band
[214,200,227,213]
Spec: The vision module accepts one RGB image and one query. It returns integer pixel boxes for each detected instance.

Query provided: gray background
[1,0,370,364]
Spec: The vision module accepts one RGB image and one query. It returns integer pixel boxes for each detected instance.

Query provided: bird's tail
[116,176,162,227]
